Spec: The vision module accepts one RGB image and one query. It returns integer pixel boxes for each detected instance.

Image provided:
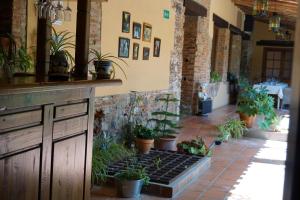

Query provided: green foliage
[216,125,231,142]
[15,46,34,72]
[115,160,150,185]
[218,119,247,139]
[149,94,181,137]
[177,137,212,157]
[89,49,128,79]
[210,71,222,83]
[92,135,135,184]
[49,27,75,67]
[153,157,162,170]
[133,124,155,140]
[237,81,276,129]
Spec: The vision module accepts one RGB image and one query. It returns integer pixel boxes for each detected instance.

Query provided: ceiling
[232,0,299,29]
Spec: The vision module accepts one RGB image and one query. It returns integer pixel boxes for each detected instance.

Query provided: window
[262,48,293,83]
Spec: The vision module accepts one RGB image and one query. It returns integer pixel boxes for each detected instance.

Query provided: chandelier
[35,0,72,23]
[253,0,269,17]
[269,12,281,33]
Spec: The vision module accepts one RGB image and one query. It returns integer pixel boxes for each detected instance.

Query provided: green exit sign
[163,10,170,19]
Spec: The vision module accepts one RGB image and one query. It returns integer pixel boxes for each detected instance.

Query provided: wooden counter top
[0,77,122,95]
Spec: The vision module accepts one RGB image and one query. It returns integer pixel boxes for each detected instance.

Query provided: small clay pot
[154,135,177,151]
[135,138,154,154]
[239,113,256,128]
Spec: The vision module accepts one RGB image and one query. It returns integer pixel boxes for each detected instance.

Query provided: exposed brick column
[228,34,242,77]
[240,39,253,78]
[215,28,230,81]
[12,0,27,47]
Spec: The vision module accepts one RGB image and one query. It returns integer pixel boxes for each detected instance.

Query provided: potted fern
[133,124,155,154]
[217,119,247,142]
[150,94,181,151]
[48,27,75,80]
[14,46,34,76]
[89,49,127,80]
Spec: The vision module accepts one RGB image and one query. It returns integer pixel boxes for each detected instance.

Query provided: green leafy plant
[89,49,127,79]
[115,161,150,185]
[237,81,276,129]
[150,94,181,137]
[15,46,34,72]
[218,119,247,139]
[49,27,75,67]
[92,134,135,184]
[216,125,231,142]
[153,157,162,170]
[133,124,155,140]
[210,71,222,83]
[177,137,212,157]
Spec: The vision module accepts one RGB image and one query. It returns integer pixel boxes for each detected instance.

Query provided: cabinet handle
[0,106,7,112]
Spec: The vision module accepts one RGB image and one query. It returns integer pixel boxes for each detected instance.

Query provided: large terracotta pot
[135,138,154,154]
[154,135,177,151]
[239,113,256,128]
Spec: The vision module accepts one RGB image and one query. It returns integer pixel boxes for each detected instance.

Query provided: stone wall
[12,0,27,47]
[228,34,242,77]
[214,28,230,81]
[94,0,185,136]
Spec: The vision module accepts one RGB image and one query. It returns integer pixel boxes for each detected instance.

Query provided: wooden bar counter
[0,78,121,200]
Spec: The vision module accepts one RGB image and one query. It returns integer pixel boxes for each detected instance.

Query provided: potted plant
[133,124,155,154]
[217,119,247,141]
[177,137,212,157]
[89,49,127,80]
[115,163,150,198]
[215,125,231,145]
[48,27,75,80]
[13,45,34,77]
[150,94,181,151]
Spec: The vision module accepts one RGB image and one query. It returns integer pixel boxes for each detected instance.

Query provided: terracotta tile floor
[92,105,287,200]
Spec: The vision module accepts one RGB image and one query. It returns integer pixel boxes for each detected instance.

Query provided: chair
[282,87,292,109]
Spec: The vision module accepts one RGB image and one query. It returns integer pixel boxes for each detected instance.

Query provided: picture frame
[122,11,131,33]
[142,23,152,42]
[132,22,142,39]
[143,47,150,60]
[153,38,161,57]
[118,37,130,58]
[133,43,139,60]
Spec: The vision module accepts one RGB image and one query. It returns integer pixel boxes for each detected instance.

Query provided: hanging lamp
[253,0,269,17]
[269,12,281,33]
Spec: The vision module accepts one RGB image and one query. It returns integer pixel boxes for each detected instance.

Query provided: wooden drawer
[0,126,43,155]
[0,110,42,132]
[53,116,88,140]
[55,103,88,119]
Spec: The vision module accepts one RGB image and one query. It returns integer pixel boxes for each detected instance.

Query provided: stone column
[215,28,230,81]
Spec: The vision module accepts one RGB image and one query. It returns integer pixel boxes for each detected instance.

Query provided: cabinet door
[51,134,86,200]
[0,148,41,200]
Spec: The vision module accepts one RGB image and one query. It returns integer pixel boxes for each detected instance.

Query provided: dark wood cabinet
[0,85,96,200]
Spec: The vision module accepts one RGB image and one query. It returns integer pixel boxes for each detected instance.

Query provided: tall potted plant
[150,94,181,151]
[133,124,155,154]
[89,49,127,80]
[49,27,75,80]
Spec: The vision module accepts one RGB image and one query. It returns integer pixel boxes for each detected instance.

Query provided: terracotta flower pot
[154,135,177,151]
[135,138,154,154]
[239,113,256,128]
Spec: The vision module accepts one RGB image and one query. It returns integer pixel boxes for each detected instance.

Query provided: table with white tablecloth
[253,82,289,109]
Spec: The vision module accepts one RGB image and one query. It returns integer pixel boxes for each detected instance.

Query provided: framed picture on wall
[133,43,139,60]
[142,23,152,42]
[153,38,161,57]
[143,47,150,60]
[118,37,130,58]
[132,22,141,39]
[122,11,131,33]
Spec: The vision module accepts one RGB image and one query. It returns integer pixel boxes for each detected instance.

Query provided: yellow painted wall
[251,21,295,82]
[95,0,175,96]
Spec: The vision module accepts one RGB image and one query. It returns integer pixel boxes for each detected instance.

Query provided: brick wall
[240,39,253,78]
[12,0,27,47]
[94,0,185,137]
[214,28,230,81]
[180,0,211,115]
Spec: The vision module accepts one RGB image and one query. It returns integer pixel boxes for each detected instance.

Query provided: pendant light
[269,12,281,33]
[253,0,269,17]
